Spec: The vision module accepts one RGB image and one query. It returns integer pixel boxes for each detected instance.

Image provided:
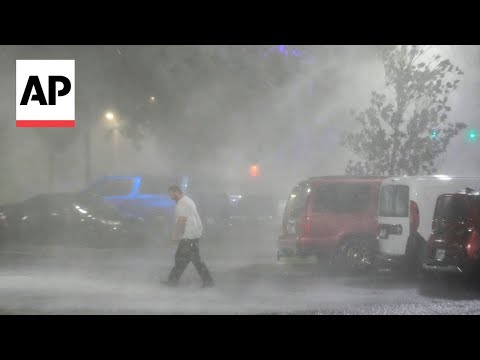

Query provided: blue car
[84,175,187,239]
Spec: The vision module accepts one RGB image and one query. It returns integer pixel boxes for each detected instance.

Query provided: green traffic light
[431,131,437,139]
[469,131,476,139]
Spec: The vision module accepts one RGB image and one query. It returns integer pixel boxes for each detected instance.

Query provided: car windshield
[434,195,469,221]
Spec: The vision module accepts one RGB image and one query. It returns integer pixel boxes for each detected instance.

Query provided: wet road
[1,230,480,314]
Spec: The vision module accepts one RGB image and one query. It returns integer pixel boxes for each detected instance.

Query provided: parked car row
[277,175,480,281]
[4,172,478,284]
[0,173,279,248]
[0,191,152,248]
[377,175,480,279]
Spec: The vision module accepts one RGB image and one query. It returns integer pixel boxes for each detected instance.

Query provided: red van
[277,176,384,272]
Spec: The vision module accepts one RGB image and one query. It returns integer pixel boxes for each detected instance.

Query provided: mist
[0,45,391,201]
[1,45,480,314]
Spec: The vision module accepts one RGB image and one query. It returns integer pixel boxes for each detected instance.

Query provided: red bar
[16,120,75,128]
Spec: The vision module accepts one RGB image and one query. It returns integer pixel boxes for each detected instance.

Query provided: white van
[376,175,480,272]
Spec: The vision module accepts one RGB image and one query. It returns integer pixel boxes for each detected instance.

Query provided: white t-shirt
[175,195,203,239]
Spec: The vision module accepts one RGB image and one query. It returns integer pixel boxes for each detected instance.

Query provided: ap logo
[16,60,75,127]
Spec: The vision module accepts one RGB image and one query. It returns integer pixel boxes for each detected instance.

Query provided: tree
[112,45,300,162]
[342,45,466,176]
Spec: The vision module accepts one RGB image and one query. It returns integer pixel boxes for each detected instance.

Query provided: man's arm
[172,216,187,241]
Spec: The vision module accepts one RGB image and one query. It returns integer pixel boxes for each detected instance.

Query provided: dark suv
[423,188,480,277]
[277,176,384,272]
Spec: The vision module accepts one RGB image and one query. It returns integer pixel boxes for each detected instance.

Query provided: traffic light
[431,131,438,139]
[249,164,259,177]
[468,130,477,140]
[465,129,478,143]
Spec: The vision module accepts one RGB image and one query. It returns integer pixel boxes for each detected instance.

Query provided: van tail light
[466,229,480,260]
[303,216,312,237]
[410,200,420,234]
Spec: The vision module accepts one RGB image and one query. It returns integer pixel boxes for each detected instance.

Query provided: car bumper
[423,240,480,275]
[422,263,463,274]
[422,257,478,275]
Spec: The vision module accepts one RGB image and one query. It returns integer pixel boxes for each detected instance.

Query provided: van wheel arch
[330,234,377,274]
[404,232,427,278]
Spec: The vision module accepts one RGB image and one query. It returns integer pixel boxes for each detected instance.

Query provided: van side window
[313,184,370,213]
[434,195,469,221]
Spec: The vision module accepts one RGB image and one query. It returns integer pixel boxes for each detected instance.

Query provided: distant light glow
[249,164,259,177]
[433,175,452,180]
[291,49,302,57]
[277,45,288,56]
[276,45,302,58]
[263,45,314,64]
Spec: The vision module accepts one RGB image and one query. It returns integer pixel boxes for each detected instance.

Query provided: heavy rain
[1,45,480,314]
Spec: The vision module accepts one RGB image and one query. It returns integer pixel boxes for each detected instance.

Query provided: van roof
[383,175,480,187]
[307,175,385,183]
[441,188,480,196]
[382,175,480,182]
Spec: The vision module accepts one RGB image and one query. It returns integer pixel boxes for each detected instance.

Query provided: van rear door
[378,184,411,255]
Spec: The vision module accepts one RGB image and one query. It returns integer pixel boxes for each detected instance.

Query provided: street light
[103,111,120,173]
[104,111,119,129]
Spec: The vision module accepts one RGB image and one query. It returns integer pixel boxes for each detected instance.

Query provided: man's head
[168,185,183,202]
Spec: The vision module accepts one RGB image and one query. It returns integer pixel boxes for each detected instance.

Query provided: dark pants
[167,238,213,286]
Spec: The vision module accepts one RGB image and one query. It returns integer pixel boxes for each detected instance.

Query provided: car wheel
[331,237,375,275]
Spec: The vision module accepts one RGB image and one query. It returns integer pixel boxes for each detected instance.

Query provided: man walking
[163,185,214,288]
